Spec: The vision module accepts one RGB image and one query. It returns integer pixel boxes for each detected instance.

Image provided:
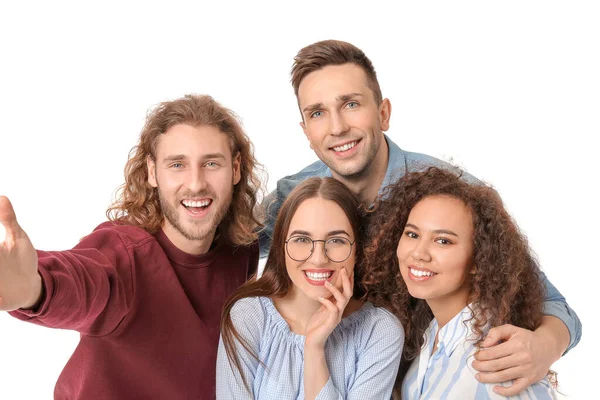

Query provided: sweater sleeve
[216,297,265,400]
[316,308,405,400]
[8,225,135,337]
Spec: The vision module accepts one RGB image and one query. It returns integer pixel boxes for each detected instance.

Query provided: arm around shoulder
[539,270,581,353]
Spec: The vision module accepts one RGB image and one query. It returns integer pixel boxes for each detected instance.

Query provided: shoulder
[224,240,259,260]
[274,159,329,198]
[399,149,481,185]
[76,221,156,250]
[230,296,268,324]
[345,303,405,345]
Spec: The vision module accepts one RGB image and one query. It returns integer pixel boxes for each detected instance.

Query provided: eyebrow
[337,93,363,102]
[162,153,227,162]
[163,154,187,162]
[288,229,352,238]
[405,223,459,237]
[301,93,364,115]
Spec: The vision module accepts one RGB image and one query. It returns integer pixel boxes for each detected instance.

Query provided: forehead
[288,197,353,236]
[297,63,372,108]
[409,195,474,234]
[154,124,232,159]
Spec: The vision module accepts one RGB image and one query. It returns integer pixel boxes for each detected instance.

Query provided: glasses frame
[284,235,356,263]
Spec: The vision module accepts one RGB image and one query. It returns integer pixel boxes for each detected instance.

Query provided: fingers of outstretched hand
[0,196,21,239]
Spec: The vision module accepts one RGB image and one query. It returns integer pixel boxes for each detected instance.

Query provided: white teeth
[410,268,435,277]
[333,141,357,152]
[305,271,333,281]
[182,199,211,208]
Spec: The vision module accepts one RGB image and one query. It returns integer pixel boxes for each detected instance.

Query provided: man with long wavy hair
[260,39,581,397]
[0,94,262,399]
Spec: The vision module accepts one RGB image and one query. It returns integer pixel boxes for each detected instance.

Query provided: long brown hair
[221,177,363,392]
[291,40,383,105]
[106,94,263,246]
[361,167,545,379]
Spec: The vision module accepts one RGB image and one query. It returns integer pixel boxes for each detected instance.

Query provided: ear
[232,152,241,186]
[379,98,392,132]
[147,156,158,188]
[470,264,477,275]
[299,121,314,150]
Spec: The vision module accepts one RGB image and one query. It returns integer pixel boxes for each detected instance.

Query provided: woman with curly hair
[217,177,404,399]
[362,167,556,399]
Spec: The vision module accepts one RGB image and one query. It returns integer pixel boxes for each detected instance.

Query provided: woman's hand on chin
[305,267,353,349]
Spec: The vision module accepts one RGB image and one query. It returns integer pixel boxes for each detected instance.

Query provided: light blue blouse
[401,305,557,399]
[216,296,404,399]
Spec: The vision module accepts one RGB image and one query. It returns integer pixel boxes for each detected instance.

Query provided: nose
[187,165,209,193]
[307,241,328,266]
[329,110,350,136]
[411,238,432,263]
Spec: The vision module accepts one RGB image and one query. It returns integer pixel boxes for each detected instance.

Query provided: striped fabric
[216,296,404,399]
[401,305,557,399]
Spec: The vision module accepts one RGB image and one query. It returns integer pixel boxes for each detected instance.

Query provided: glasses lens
[287,236,313,261]
[325,237,352,262]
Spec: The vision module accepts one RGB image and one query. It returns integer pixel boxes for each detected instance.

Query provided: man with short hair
[260,40,581,396]
[0,94,261,399]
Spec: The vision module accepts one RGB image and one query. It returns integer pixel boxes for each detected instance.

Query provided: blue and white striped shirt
[401,305,557,399]
[216,296,404,399]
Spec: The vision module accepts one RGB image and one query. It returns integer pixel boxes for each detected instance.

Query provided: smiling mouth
[304,271,334,281]
[331,140,359,153]
[409,267,437,278]
[181,199,212,214]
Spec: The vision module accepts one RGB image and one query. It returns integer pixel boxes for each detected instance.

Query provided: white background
[0,1,598,399]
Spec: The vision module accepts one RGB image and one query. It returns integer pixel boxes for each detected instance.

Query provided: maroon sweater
[10,222,258,400]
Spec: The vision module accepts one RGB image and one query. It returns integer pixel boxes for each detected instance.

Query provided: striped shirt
[216,296,404,399]
[401,305,557,399]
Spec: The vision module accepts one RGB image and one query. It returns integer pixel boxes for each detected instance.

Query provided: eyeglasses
[285,235,355,263]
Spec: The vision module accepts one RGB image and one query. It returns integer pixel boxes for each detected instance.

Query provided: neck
[426,292,470,330]
[276,288,323,331]
[161,222,215,255]
[331,135,389,206]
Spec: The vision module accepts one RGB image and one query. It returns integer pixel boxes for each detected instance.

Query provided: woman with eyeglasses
[216,177,404,399]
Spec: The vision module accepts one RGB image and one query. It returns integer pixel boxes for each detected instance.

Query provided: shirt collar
[427,304,475,358]
[378,134,407,196]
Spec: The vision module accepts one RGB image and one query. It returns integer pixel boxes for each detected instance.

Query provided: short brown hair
[107,94,263,246]
[291,40,383,105]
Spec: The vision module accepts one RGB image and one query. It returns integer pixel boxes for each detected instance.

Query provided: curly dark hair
[361,167,545,371]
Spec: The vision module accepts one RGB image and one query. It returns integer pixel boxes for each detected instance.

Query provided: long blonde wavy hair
[106,94,263,246]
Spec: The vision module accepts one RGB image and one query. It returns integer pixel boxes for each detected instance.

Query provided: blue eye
[310,111,323,118]
[346,101,358,109]
[172,163,183,168]
[204,161,219,168]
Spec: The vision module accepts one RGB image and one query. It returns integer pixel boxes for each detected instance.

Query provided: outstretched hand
[305,267,353,349]
[0,196,42,311]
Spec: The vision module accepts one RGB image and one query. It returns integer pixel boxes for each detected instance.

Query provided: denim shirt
[259,134,582,352]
